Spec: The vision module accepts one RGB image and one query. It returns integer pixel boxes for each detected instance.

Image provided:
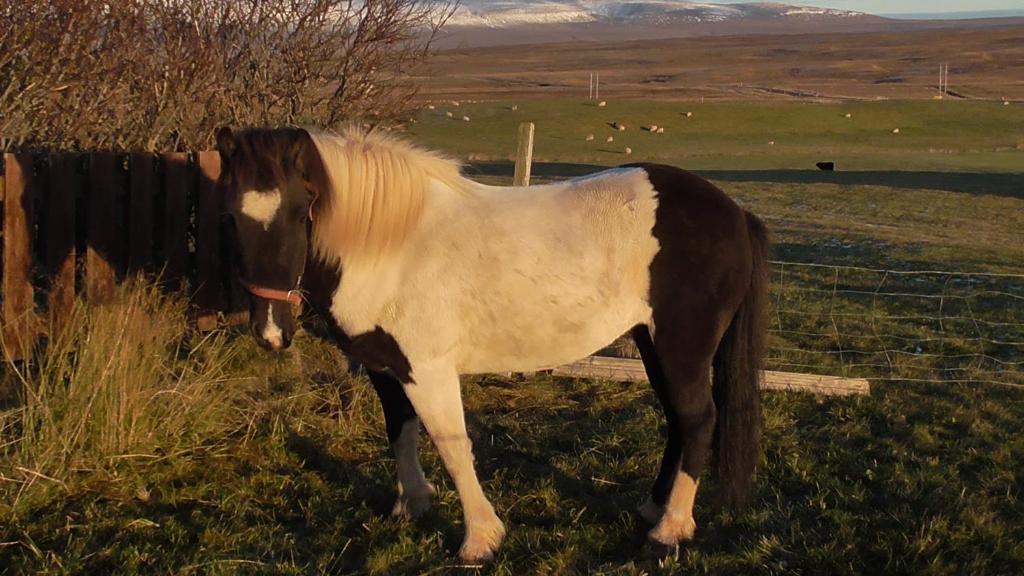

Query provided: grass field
[2,99,1023,574]
[410,99,1024,172]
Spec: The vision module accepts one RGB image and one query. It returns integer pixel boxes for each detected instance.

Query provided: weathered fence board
[195,151,222,331]
[2,153,37,358]
[552,355,870,396]
[86,153,120,302]
[128,153,155,272]
[162,153,190,290]
[46,154,78,334]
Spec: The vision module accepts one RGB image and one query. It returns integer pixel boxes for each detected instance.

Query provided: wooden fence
[0,151,247,359]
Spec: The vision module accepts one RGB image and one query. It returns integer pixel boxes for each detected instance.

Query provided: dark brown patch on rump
[625,162,766,509]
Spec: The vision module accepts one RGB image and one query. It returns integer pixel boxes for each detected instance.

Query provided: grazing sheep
[598,101,607,107]
[892,128,900,134]
[427,105,436,110]
[586,134,595,141]
[649,125,659,132]
[768,141,775,145]
[606,136,615,143]
[511,105,519,111]
[624,147,632,155]
[462,116,471,122]
[618,124,626,131]
[446,111,454,118]
[844,113,851,118]
[1004,101,1011,106]
[451,101,460,107]
[656,127,664,134]
[685,111,693,117]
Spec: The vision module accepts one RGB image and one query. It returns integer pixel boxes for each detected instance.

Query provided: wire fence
[767,260,1024,388]
[602,260,1024,388]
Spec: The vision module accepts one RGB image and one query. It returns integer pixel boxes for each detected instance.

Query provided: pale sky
[712,0,1024,15]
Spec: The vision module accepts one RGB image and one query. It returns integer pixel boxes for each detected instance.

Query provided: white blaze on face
[240,189,282,230]
[262,302,284,349]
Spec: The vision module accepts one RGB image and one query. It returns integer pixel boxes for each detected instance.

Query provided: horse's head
[216,127,320,351]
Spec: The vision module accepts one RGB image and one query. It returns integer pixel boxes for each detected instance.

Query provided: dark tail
[712,211,769,508]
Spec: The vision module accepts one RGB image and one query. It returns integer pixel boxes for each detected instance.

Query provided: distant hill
[436,1,1024,47]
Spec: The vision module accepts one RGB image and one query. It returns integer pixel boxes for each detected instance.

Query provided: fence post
[86,152,121,302]
[162,153,191,290]
[128,153,155,273]
[512,125,536,378]
[47,154,78,334]
[2,153,37,359]
[513,122,534,187]
[195,151,222,330]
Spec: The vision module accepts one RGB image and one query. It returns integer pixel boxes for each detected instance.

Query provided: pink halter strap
[240,277,304,305]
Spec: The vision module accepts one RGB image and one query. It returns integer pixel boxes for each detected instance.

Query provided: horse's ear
[216,127,235,161]
[290,128,313,175]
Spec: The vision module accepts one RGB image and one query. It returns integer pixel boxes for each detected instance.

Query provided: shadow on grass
[467,161,1024,198]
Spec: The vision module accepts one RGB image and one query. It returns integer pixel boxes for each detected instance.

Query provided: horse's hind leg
[633,314,725,549]
[400,362,505,563]
[631,325,680,525]
[367,370,435,518]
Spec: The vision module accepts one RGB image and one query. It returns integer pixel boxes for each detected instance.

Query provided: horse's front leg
[367,370,435,518]
[401,362,505,563]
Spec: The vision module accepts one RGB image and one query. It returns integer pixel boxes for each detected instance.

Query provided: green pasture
[410,99,1024,172]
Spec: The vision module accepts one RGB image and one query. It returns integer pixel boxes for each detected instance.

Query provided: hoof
[391,483,435,519]
[458,516,506,564]
[646,513,696,552]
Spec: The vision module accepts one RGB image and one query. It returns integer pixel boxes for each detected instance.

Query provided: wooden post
[511,122,536,377]
[2,153,37,359]
[86,152,121,302]
[551,356,870,397]
[128,153,155,273]
[513,122,534,187]
[162,152,190,290]
[195,151,222,330]
[47,154,78,334]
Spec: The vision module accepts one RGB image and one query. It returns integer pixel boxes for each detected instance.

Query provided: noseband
[240,276,305,306]
[240,179,319,307]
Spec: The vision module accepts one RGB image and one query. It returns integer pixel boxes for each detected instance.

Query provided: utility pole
[589,73,593,100]
[595,72,600,100]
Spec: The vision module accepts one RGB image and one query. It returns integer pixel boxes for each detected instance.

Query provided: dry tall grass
[0,280,245,512]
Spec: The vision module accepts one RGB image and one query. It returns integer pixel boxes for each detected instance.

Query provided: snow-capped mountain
[448,1,865,28]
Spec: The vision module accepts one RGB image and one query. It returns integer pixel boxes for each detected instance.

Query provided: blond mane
[308,127,469,266]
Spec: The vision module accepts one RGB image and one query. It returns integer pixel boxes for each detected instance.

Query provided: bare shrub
[0,0,454,152]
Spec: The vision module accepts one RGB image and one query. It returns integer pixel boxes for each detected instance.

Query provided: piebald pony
[216,126,769,563]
